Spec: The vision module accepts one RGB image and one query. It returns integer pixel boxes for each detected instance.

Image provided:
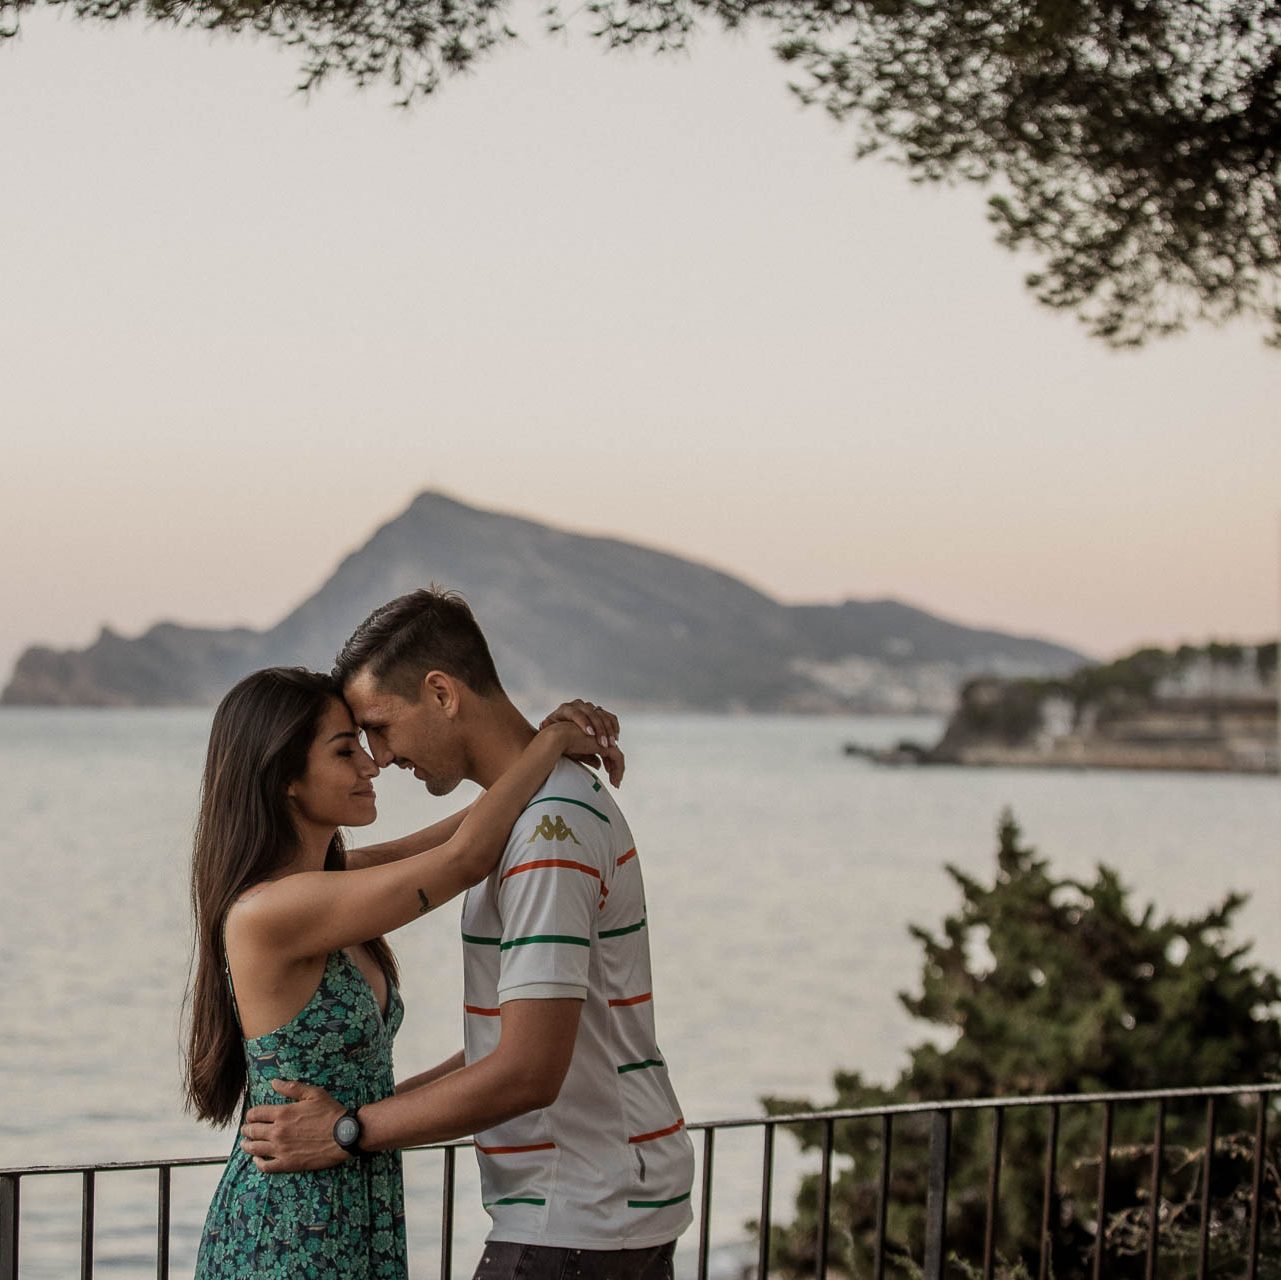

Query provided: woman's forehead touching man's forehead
[343,668,392,725]
[343,666,421,730]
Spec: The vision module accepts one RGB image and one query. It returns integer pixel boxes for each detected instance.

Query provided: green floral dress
[195,950,408,1279]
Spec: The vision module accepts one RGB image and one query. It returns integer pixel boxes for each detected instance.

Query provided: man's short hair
[334,588,503,700]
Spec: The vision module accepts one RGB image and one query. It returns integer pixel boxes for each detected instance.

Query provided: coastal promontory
[860,643,1279,774]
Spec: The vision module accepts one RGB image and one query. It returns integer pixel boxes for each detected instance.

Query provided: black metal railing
[3,1083,1277,1280]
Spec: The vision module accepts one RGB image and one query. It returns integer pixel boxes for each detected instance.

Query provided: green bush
[763,814,1281,1278]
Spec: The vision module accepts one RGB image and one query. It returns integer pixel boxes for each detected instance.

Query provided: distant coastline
[846,643,1279,775]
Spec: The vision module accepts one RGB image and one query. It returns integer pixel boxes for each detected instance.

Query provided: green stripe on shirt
[483,1197,547,1207]
[627,1191,692,1209]
[617,1058,665,1074]
[500,934,591,950]
[599,918,646,939]
[522,795,611,824]
[462,933,501,946]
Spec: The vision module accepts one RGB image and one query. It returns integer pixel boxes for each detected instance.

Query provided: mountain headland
[2,492,1087,712]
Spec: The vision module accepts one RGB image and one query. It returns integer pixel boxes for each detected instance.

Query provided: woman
[186,667,616,1279]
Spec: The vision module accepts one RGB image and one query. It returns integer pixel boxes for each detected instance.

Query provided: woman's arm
[345,701,623,871]
[230,723,598,960]
[346,805,474,871]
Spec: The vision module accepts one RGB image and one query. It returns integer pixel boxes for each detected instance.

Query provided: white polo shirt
[460,760,695,1249]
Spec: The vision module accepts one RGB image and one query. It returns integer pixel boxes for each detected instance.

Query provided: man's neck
[464,696,538,790]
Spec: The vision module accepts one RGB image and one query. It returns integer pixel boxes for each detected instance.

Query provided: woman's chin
[347,805,378,826]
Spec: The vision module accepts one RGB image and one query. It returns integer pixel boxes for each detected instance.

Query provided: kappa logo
[527,815,582,845]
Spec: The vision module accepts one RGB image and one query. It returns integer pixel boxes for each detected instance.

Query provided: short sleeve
[493,801,608,1002]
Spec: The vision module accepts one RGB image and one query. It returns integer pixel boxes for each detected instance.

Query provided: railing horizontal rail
[680,1081,1281,1132]
[8,1081,1280,1178]
[3,1083,1277,1280]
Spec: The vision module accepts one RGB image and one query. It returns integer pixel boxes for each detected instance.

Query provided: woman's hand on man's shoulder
[539,700,624,788]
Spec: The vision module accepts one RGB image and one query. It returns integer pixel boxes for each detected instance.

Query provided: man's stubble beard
[419,762,465,797]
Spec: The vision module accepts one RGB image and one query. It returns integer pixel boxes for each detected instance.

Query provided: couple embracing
[186,588,694,1279]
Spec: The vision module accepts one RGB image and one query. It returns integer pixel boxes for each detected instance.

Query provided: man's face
[343,667,467,796]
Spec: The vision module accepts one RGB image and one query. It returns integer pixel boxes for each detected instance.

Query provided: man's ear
[422,670,462,718]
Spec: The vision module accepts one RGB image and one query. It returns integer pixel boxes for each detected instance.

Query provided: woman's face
[287,698,380,829]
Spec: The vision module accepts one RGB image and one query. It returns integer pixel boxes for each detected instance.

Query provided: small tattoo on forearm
[417,889,431,915]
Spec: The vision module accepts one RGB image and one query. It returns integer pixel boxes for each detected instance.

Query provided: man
[240,588,694,1280]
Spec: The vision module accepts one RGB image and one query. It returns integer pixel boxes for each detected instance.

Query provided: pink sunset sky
[2,11,1277,677]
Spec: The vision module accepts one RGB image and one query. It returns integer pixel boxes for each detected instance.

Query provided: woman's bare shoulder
[225,874,314,940]
[225,877,334,978]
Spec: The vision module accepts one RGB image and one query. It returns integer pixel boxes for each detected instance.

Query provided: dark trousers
[471,1241,676,1280]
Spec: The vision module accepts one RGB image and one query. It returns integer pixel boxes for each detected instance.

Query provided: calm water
[1,709,1277,1277]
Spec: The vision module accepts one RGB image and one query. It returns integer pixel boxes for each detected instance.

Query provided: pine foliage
[3,0,1279,345]
[763,813,1281,1277]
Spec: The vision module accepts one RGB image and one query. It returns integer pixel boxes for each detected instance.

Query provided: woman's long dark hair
[184,667,398,1125]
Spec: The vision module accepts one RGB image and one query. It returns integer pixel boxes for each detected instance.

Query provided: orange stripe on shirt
[465,1004,502,1016]
[616,848,637,867]
[501,859,601,884]
[629,1118,685,1145]
[609,992,653,1008]
[477,1141,558,1155]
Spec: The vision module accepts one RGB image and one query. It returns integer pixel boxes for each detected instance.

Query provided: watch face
[334,1115,361,1147]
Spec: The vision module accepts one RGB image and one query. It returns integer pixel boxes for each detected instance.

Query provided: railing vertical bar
[1091,1101,1113,1280]
[697,1129,715,1280]
[1196,1097,1216,1280]
[815,1120,833,1280]
[1246,1093,1267,1280]
[440,1146,456,1280]
[156,1165,171,1280]
[1145,1099,1165,1280]
[873,1115,892,1280]
[1038,1103,1060,1280]
[982,1108,1004,1280]
[81,1169,95,1280]
[923,1110,951,1280]
[0,1173,18,1280]
[756,1124,774,1280]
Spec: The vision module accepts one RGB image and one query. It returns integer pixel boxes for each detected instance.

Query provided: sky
[2,7,1278,679]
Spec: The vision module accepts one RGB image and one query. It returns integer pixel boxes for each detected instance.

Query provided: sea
[1,709,1277,1278]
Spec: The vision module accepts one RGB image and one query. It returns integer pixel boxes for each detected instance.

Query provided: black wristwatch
[332,1108,368,1158]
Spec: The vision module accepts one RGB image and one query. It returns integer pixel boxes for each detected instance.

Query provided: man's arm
[396,1049,465,1094]
[240,999,582,1171]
